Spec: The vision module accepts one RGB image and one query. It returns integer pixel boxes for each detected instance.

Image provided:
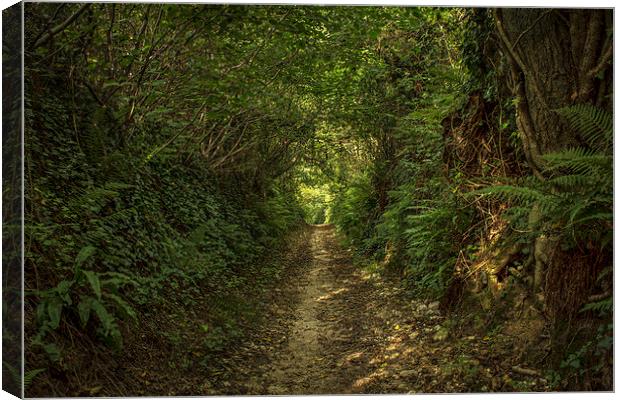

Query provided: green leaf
[597,335,612,350]
[75,245,96,268]
[82,270,102,300]
[36,302,47,324]
[104,292,137,322]
[47,298,63,329]
[78,297,93,326]
[56,280,74,305]
[90,300,113,335]
[2,361,19,387]
[43,343,61,362]
[100,271,137,289]
[24,368,46,388]
[580,297,612,314]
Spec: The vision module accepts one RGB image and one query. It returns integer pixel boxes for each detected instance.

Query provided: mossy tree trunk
[493,8,613,317]
[494,8,612,177]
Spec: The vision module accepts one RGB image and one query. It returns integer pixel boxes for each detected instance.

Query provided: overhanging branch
[33,4,91,49]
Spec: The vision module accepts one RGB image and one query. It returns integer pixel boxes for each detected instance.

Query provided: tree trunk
[494,8,612,177]
[493,8,613,319]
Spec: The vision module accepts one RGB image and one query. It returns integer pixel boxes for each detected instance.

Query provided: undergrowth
[24,72,304,395]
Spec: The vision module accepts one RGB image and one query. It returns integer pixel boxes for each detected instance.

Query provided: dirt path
[205,225,548,395]
[261,226,350,393]
[259,224,404,394]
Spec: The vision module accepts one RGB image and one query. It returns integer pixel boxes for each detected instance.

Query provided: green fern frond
[557,104,612,152]
[503,205,531,219]
[66,182,133,218]
[547,174,592,190]
[474,104,612,248]
[468,185,546,204]
[66,188,118,216]
[543,149,611,175]
[580,296,612,314]
[0,362,45,391]
[24,368,46,389]
[2,361,20,388]
[570,212,613,227]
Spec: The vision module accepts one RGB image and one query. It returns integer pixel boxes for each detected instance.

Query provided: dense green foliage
[474,105,612,252]
[471,104,613,385]
[23,5,420,390]
[316,8,612,389]
[22,4,612,394]
[329,9,473,297]
[24,3,325,375]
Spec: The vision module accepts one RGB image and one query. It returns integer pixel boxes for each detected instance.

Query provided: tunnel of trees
[11,4,613,395]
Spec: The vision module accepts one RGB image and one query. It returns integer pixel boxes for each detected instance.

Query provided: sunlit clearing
[299,182,334,224]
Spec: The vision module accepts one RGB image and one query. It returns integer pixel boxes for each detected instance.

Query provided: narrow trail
[205,225,547,394]
[259,224,387,394]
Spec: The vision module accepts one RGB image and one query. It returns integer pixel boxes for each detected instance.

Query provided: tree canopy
[18,4,612,395]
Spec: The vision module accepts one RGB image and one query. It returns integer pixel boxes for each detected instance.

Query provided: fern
[2,362,46,391]
[24,368,46,389]
[468,184,547,204]
[29,248,137,356]
[66,182,133,218]
[472,105,612,248]
[398,194,469,298]
[547,174,594,191]
[2,361,20,390]
[557,104,612,152]
[543,150,611,177]
[580,297,613,315]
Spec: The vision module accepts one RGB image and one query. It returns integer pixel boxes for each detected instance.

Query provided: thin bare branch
[33,4,91,49]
